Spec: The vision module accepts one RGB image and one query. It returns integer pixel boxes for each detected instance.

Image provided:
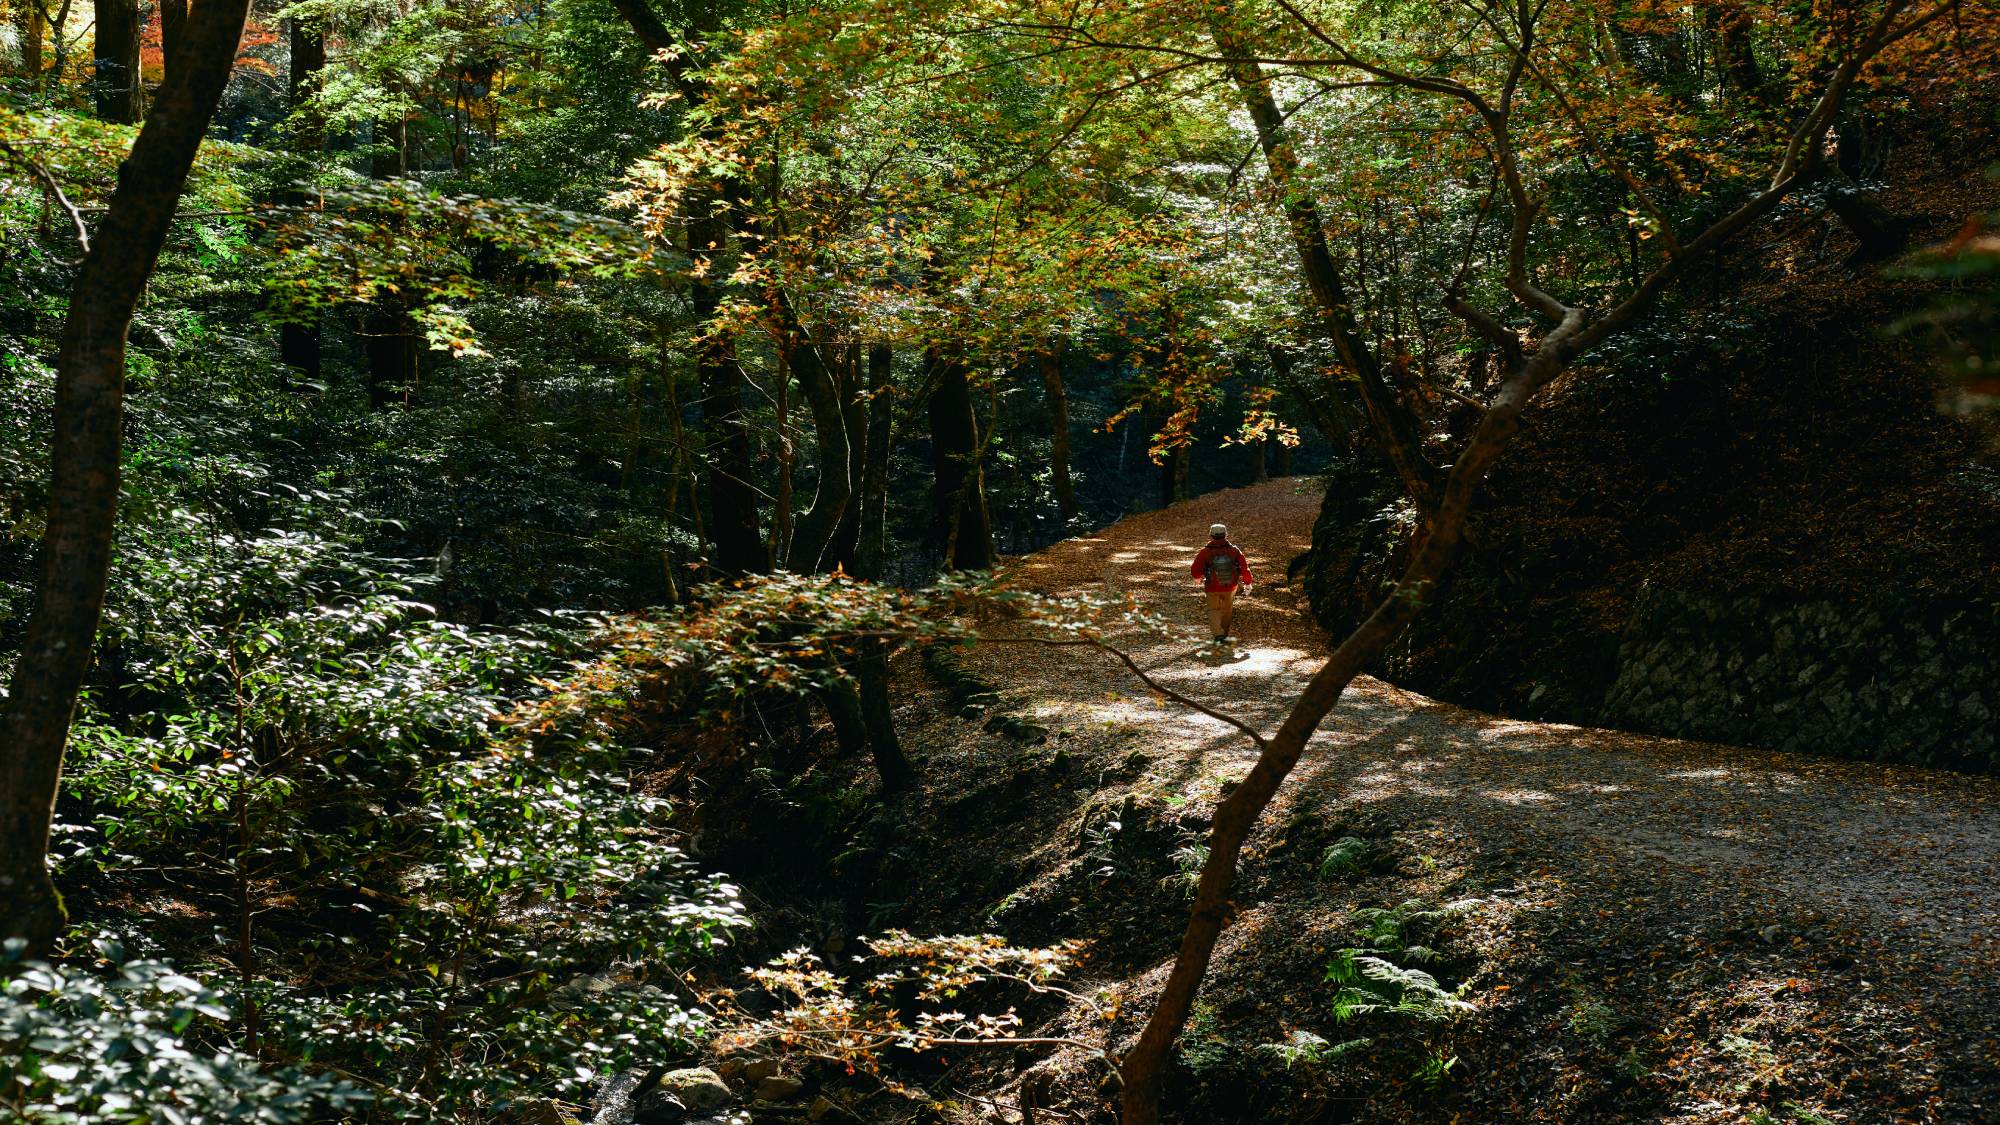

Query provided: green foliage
[1167,842,1209,899]
[1256,1028,1369,1071]
[1324,951,1472,1026]
[1175,1000,1234,1077]
[1309,898,1483,1090]
[2,0,1983,1116]
[1317,836,1374,879]
[48,485,752,1114]
[1565,987,1626,1044]
[259,178,670,344]
[0,945,366,1123]
[512,571,977,739]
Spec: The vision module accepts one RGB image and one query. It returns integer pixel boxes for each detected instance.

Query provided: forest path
[972,475,2000,975]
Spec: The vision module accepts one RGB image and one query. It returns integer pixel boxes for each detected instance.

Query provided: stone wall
[1600,589,1998,770]
[1300,472,2000,773]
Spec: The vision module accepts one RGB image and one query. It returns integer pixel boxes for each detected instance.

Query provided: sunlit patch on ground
[921,478,2000,1123]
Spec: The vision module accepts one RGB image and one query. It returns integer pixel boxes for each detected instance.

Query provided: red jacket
[1191,540,1253,592]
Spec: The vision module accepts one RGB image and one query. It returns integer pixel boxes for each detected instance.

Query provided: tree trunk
[364,115,420,406]
[1118,334,1571,1124]
[93,0,141,123]
[827,341,866,572]
[1826,176,1912,264]
[363,304,418,408]
[781,321,853,574]
[278,16,326,380]
[1212,19,1435,511]
[286,19,326,148]
[664,355,709,569]
[370,112,406,177]
[819,680,868,759]
[928,345,993,571]
[689,188,768,576]
[1158,443,1186,508]
[278,316,322,381]
[856,652,911,790]
[855,343,894,582]
[22,1,43,90]
[605,0,767,577]
[768,350,794,563]
[159,0,188,84]
[1036,339,1078,524]
[1268,345,1356,451]
[1,0,252,957]
[850,342,913,788]
[1707,5,1766,105]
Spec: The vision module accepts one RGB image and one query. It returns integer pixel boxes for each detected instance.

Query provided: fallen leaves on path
[940,478,2000,1124]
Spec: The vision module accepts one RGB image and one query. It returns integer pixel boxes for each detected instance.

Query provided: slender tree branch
[0,139,90,254]
[980,635,1269,750]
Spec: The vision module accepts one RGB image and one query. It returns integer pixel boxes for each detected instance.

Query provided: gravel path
[966,476,2000,1121]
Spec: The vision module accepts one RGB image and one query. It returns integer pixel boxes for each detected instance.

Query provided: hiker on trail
[1190,523,1253,643]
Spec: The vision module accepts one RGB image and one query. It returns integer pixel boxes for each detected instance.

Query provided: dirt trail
[961,477,2000,1122]
[982,477,2000,950]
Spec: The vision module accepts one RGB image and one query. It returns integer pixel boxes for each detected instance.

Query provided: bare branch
[981,635,1269,749]
[0,139,90,255]
[1436,383,1491,413]
[1445,293,1522,364]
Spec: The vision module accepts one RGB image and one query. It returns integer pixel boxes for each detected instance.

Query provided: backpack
[1205,547,1240,586]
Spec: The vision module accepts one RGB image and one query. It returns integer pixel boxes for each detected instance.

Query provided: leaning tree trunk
[1117,6,1893,1112]
[927,345,994,571]
[1115,353,1538,1119]
[1036,339,1078,524]
[92,0,141,123]
[0,0,253,957]
[1213,20,1435,512]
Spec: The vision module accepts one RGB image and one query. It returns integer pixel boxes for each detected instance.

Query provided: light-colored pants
[1206,587,1237,638]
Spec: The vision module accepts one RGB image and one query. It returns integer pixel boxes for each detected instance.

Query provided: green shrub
[0,945,366,1124]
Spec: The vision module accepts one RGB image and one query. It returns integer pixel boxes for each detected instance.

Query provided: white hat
[1210,523,1227,537]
